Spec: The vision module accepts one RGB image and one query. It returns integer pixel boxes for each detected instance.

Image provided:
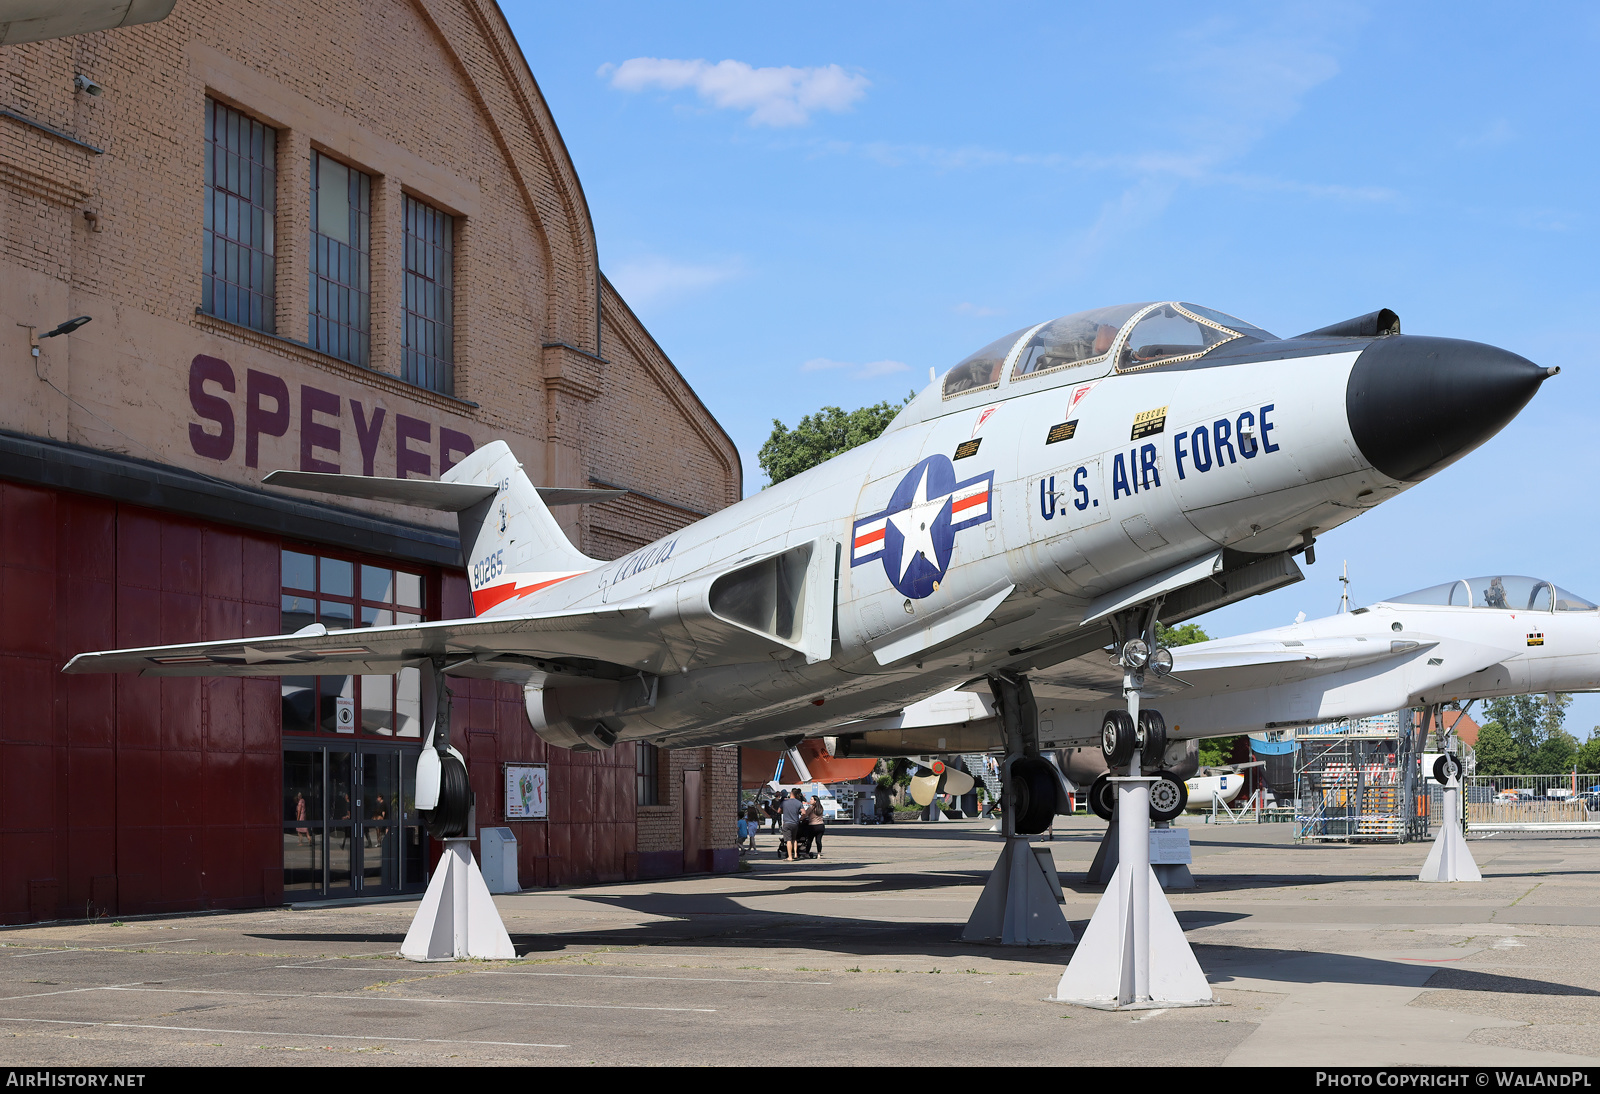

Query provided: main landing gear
[400,657,516,962]
[1055,607,1213,1009]
[961,672,1077,945]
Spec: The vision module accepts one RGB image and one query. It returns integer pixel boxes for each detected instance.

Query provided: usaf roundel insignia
[851,455,994,599]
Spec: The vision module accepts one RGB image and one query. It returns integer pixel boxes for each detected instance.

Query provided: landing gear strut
[1055,605,1213,1008]
[960,672,1076,945]
[400,657,515,962]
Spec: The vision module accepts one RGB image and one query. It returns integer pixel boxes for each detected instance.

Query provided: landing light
[1121,639,1150,670]
[1150,647,1174,676]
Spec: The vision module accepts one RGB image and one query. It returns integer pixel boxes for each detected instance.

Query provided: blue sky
[505,2,1600,736]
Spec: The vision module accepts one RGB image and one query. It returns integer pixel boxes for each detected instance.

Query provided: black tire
[1101,709,1136,767]
[1088,772,1116,821]
[1149,770,1189,822]
[1008,756,1059,835]
[1433,754,1461,785]
[1139,709,1168,769]
[420,752,474,838]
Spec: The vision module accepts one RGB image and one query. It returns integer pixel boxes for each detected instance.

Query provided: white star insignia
[886,467,952,581]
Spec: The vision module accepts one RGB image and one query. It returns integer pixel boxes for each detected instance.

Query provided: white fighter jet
[835,572,1599,817]
[65,302,1556,840]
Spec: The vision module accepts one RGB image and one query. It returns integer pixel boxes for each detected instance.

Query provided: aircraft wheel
[1101,710,1136,767]
[1139,709,1168,769]
[1009,756,1059,835]
[420,752,474,838]
[1149,770,1189,822]
[1433,754,1461,785]
[1088,773,1116,822]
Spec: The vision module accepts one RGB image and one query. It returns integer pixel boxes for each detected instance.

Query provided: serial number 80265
[472,549,505,589]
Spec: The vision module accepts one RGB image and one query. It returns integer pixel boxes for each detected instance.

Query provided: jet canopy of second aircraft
[938,301,1277,399]
[1379,576,1598,613]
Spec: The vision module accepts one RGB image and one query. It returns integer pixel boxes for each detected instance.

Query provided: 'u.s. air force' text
[1039,404,1280,519]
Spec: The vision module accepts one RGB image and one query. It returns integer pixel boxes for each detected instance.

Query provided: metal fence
[1454,773,1600,832]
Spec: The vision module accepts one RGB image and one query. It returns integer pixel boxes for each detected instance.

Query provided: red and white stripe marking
[852,516,888,561]
[472,570,587,615]
[950,481,990,521]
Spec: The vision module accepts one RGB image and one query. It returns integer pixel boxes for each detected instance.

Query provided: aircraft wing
[61,605,658,680]
[1023,636,1442,703]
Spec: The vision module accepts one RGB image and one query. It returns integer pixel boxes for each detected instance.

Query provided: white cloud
[608,255,741,304]
[600,57,869,127]
[801,357,910,380]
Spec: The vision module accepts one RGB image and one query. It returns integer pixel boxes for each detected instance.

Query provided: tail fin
[264,440,603,615]
[442,443,599,612]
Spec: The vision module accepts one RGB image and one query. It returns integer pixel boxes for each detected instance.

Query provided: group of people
[739,788,827,860]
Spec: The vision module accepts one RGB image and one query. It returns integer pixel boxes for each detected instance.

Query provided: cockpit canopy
[940,301,1275,399]
[1381,576,1598,613]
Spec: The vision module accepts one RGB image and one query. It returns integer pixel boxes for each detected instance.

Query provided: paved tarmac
[0,817,1597,1067]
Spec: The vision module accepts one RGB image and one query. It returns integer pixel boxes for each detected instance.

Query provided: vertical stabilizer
[443,441,599,615]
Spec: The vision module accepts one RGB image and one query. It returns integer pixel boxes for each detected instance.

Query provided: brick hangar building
[0,0,744,922]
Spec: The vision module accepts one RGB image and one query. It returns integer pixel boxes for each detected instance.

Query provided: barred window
[202,98,276,331]
[403,194,455,393]
[309,152,371,366]
[636,744,660,807]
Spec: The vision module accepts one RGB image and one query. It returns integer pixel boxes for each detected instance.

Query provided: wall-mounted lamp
[41,316,92,340]
[73,74,103,96]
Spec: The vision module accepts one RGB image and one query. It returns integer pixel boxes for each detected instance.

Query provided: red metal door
[682,769,703,874]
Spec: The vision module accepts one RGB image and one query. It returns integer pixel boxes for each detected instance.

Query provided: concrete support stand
[401,838,517,961]
[1087,812,1119,884]
[1419,785,1481,883]
[1054,778,1213,1008]
[962,836,1076,945]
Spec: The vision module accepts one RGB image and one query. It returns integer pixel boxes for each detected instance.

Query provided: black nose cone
[1345,335,1555,482]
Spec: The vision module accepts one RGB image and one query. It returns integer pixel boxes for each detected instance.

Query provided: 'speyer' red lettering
[440,427,475,473]
[299,385,341,473]
[351,400,386,476]
[188,354,235,461]
[245,369,290,468]
[395,414,431,478]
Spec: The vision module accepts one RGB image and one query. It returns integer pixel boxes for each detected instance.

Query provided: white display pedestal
[1419,784,1481,883]
[1054,777,1213,1009]
[401,838,518,961]
[962,836,1076,945]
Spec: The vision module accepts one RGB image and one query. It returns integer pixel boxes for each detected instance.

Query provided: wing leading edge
[62,605,654,679]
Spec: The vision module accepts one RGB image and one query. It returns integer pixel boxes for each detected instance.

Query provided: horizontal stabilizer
[263,472,627,510]
[536,487,628,507]
[263,471,495,511]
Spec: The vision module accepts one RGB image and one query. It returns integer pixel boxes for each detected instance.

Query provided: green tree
[758,396,913,485]
[1157,622,1233,764]
[1157,622,1210,647]
[1479,693,1574,773]
[1537,728,1578,774]
[1473,720,1518,775]
[1576,731,1600,775]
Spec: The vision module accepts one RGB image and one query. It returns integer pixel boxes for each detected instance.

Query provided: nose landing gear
[1055,605,1213,1008]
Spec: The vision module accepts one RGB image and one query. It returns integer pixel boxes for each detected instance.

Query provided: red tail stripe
[470,573,579,616]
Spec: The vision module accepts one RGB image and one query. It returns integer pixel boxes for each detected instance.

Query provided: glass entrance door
[283,742,427,899]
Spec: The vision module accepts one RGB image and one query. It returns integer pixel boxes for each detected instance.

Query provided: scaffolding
[1293,732,1427,843]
